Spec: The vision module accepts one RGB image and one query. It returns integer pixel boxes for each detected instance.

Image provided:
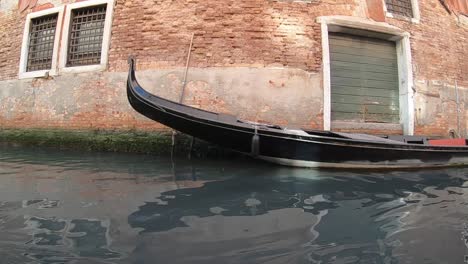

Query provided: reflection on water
[0,144,467,263]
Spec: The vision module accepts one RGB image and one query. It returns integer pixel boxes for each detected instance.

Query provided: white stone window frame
[58,0,115,74]
[18,6,64,79]
[317,16,415,135]
[382,0,420,23]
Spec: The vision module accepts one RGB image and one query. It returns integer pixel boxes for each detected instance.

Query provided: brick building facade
[0,0,467,137]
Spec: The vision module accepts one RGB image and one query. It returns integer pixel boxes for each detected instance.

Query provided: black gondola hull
[126,59,468,168]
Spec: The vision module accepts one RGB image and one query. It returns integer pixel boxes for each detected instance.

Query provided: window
[27,14,58,72]
[383,0,420,22]
[19,0,114,79]
[66,4,107,67]
[19,7,64,79]
[59,0,114,73]
[385,0,413,17]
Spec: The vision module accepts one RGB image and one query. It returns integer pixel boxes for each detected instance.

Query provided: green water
[0,144,467,263]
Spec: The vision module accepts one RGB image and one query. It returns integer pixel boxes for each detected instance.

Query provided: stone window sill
[331,121,403,131]
[385,12,420,24]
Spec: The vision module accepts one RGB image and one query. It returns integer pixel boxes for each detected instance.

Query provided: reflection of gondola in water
[127,169,465,263]
[127,169,462,233]
[127,58,468,169]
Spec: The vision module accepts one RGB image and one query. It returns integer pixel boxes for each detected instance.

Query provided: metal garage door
[329,33,399,123]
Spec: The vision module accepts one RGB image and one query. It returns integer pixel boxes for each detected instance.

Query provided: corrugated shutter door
[329,33,400,123]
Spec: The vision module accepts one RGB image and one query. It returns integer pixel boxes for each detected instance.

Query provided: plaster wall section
[0,0,18,12]
[414,80,468,137]
[0,68,322,130]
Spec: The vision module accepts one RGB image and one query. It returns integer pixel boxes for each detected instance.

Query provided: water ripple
[0,144,467,263]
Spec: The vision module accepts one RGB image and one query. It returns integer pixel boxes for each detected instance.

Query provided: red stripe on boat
[428,138,467,146]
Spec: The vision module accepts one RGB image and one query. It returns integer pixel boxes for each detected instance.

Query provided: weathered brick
[0,0,466,137]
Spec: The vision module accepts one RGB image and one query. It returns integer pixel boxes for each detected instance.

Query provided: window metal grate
[385,0,414,17]
[67,4,107,67]
[27,14,58,72]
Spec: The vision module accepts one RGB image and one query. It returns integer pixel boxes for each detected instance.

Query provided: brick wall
[0,10,24,80]
[0,0,467,137]
[107,0,362,72]
[389,0,468,86]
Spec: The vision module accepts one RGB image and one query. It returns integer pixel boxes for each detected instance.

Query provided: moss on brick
[0,129,227,157]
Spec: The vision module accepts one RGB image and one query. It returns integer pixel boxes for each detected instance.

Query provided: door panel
[329,33,399,124]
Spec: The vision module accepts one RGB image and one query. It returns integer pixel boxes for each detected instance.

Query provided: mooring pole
[188,136,195,160]
[172,33,195,158]
[455,80,461,138]
[179,33,195,104]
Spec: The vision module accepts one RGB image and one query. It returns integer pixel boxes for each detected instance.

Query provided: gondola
[126,58,468,169]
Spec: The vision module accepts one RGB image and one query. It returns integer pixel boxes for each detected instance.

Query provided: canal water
[0,144,467,264]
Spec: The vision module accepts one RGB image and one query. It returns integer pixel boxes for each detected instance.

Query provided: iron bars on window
[27,14,58,72]
[385,0,414,17]
[66,4,107,67]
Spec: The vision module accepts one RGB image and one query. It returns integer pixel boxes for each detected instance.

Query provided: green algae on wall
[0,129,226,157]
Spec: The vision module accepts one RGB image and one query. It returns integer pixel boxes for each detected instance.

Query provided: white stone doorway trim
[317,16,415,135]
